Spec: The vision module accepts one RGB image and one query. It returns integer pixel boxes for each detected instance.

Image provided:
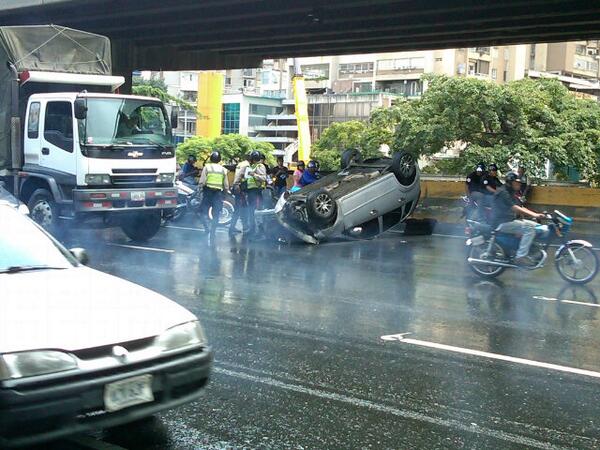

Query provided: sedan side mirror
[69,247,90,265]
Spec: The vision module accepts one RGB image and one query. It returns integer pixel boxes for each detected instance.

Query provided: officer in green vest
[199,151,229,239]
[244,150,267,236]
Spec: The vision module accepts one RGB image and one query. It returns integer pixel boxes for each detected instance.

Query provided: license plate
[131,191,146,201]
[104,374,154,412]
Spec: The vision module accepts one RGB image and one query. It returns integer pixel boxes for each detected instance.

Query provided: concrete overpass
[1,0,600,74]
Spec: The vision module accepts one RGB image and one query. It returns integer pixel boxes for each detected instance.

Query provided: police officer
[244,151,267,236]
[482,163,502,195]
[465,163,486,197]
[198,151,229,239]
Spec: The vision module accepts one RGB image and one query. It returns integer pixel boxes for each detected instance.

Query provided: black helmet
[258,152,265,161]
[250,151,261,163]
[187,155,197,162]
[209,151,221,163]
[489,163,498,172]
[505,172,522,183]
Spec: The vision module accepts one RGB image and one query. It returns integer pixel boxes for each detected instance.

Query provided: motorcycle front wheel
[555,243,599,284]
[468,243,506,278]
[209,200,235,226]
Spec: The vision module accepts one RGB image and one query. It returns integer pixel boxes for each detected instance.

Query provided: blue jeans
[496,219,537,258]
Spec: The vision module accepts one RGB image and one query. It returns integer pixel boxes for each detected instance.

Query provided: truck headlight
[0,350,78,380]
[85,174,111,185]
[156,173,175,184]
[155,321,206,353]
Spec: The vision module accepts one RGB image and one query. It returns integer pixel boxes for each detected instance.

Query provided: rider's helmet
[488,163,498,172]
[209,151,221,163]
[187,155,197,163]
[307,160,319,170]
[505,172,522,184]
[250,151,261,163]
[475,162,486,173]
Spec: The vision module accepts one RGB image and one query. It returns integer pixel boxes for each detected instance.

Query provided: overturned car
[259,150,420,244]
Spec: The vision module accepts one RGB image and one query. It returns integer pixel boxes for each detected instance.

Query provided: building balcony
[252,136,297,143]
[254,125,298,131]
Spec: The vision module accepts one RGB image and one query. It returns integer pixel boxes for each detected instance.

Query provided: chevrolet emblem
[127,150,144,158]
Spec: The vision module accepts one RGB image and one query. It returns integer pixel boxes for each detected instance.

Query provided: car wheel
[120,211,162,242]
[341,149,363,169]
[306,189,337,225]
[28,188,60,235]
[391,151,417,186]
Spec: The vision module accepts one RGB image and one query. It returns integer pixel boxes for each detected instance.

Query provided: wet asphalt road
[42,219,600,449]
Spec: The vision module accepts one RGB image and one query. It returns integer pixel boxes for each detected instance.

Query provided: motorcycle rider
[244,151,267,236]
[492,172,544,266]
[299,160,320,187]
[198,151,229,239]
[179,155,199,185]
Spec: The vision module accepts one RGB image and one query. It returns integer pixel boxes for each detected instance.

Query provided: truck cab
[19,88,177,241]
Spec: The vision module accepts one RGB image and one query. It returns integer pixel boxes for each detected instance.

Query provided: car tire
[341,149,363,169]
[391,151,417,186]
[306,189,337,225]
[120,211,162,242]
[27,188,61,235]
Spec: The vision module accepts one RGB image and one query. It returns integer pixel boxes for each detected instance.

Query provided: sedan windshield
[79,98,172,147]
[0,207,75,273]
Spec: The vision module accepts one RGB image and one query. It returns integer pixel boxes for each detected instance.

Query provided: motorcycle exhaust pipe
[467,257,516,268]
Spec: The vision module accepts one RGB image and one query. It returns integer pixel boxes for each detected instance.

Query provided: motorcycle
[466,210,598,284]
[162,180,235,226]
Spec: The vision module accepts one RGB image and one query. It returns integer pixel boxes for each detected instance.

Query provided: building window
[491,68,497,80]
[225,77,232,86]
[249,104,279,115]
[338,62,374,76]
[222,103,240,134]
[243,79,255,88]
[503,70,508,82]
[375,79,422,97]
[435,57,443,62]
[469,59,490,75]
[301,64,329,80]
[377,57,425,72]
[575,44,587,55]
[353,82,372,93]
[242,68,256,77]
[574,58,599,72]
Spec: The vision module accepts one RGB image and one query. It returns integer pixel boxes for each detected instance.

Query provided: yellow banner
[197,72,224,138]
[293,76,311,162]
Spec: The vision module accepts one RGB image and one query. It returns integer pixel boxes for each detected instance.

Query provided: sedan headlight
[85,174,111,185]
[0,350,78,380]
[156,173,175,184]
[155,321,206,353]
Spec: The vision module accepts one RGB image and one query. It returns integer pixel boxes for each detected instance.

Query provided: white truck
[0,25,178,241]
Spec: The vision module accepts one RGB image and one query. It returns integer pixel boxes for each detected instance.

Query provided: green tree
[176,134,276,166]
[132,77,194,111]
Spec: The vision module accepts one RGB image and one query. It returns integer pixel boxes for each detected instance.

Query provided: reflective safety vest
[205,163,226,190]
[246,164,264,189]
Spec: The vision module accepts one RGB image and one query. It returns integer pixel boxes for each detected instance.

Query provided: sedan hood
[0,267,196,353]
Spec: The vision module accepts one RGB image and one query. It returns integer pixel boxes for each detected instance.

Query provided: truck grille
[110,175,157,186]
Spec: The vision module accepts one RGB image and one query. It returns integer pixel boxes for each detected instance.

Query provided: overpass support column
[112,40,135,94]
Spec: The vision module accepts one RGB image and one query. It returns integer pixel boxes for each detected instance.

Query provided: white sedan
[0,204,212,448]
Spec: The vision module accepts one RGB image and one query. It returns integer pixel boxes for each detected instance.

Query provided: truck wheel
[391,151,417,186]
[306,189,337,225]
[121,211,162,242]
[28,188,60,234]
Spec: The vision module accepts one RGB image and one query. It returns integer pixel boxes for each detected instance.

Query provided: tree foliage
[176,134,276,166]
[312,75,600,181]
[132,76,194,111]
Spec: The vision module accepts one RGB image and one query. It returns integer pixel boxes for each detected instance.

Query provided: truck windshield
[79,98,172,147]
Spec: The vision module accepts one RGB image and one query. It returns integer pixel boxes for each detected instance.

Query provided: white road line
[381,335,600,379]
[214,367,561,449]
[164,225,227,233]
[532,295,600,308]
[106,243,174,253]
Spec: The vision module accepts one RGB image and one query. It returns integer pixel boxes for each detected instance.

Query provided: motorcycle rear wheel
[468,243,506,278]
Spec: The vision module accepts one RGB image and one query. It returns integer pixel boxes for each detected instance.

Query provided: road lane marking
[106,243,174,253]
[214,366,563,449]
[532,295,600,308]
[381,335,600,379]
